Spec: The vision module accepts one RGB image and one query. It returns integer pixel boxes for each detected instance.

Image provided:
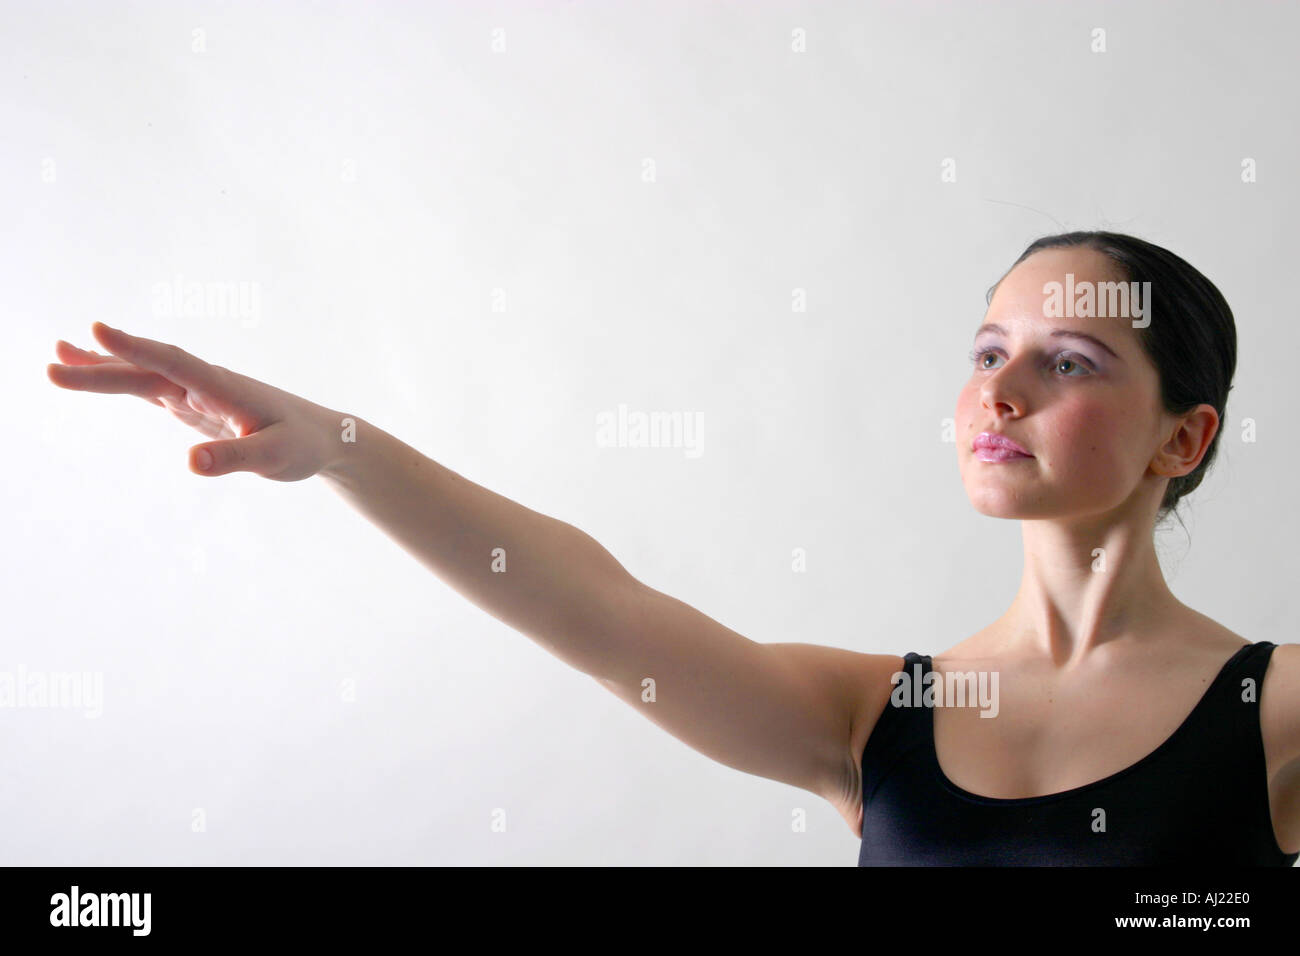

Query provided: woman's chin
[964,488,1041,519]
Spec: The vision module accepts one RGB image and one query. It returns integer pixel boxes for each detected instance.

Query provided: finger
[91,322,225,392]
[48,362,167,406]
[190,427,283,478]
[47,361,187,404]
[55,340,129,366]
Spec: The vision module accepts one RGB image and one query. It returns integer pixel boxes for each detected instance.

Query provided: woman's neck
[997,512,1184,667]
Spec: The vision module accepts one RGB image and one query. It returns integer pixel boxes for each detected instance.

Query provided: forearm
[317,415,642,673]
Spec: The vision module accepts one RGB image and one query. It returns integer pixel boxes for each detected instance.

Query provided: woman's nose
[979,363,1028,417]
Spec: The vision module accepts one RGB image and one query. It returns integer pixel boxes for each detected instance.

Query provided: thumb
[189,428,280,477]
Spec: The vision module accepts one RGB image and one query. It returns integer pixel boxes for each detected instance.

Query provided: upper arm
[1262,642,1300,855]
[588,580,903,817]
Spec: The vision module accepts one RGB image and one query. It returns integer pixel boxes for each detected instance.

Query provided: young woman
[47,231,1299,866]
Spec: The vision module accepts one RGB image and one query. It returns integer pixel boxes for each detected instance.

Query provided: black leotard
[858,641,1297,865]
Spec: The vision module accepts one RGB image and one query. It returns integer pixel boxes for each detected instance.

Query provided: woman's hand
[47,322,344,481]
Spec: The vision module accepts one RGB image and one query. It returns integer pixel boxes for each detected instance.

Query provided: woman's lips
[974,447,1033,462]
[972,431,1033,462]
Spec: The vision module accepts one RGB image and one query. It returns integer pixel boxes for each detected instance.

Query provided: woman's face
[955,246,1181,521]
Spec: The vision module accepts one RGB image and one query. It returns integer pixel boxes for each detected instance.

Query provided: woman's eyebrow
[974,323,1121,360]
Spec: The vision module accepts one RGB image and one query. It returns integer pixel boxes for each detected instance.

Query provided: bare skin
[47,271,1300,856]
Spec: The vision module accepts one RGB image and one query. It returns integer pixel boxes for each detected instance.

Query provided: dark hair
[987,231,1237,527]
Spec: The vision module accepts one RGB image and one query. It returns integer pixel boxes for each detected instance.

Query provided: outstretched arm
[48,323,892,832]
[319,415,889,829]
[319,416,642,678]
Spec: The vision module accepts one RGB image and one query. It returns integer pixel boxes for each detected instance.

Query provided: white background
[2,0,1297,864]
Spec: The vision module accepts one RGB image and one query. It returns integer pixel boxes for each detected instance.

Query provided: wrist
[313,406,367,485]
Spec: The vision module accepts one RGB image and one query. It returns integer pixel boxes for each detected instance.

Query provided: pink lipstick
[972,431,1033,462]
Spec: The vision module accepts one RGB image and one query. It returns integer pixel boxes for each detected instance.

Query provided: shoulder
[1261,641,1300,767]
[846,653,911,768]
[1176,613,1297,749]
[1256,640,1300,855]
[1180,610,1299,767]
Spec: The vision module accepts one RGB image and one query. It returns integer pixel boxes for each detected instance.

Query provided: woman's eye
[968,348,1093,376]
[1054,356,1090,376]
[969,348,1002,369]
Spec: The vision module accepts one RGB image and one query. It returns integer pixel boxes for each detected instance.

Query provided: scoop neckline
[922,641,1257,807]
